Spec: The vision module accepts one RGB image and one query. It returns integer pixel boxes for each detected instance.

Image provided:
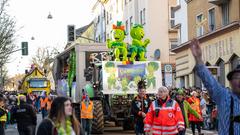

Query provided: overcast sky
[6,0,95,77]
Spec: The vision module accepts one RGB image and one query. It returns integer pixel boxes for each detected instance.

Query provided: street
[5,114,218,135]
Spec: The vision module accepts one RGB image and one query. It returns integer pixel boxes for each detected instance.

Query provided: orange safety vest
[81,101,93,119]
[144,97,185,135]
[46,100,52,111]
[40,97,48,109]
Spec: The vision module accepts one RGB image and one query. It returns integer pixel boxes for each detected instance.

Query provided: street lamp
[47,12,53,19]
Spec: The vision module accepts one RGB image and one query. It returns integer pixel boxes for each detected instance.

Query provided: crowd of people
[131,79,219,135]
[0,89,91,135]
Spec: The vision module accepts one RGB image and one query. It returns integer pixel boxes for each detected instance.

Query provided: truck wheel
[92,100,104,134]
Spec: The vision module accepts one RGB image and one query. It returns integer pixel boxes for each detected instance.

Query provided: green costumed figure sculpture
[104,62,117,90]
[129,24,150,61]
[106,21,128,61]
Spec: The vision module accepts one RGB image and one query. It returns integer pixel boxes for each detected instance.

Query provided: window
[231,55,240,70]
[208,8,215,31]
[196,14,204,37]
[29,80,48,88]
[140,10,143,25]
[126,20,129,35]
[97,15,100,23]
[103,9,106,18]
[170,7,175,28]
[142,8,146,25]
[170,40,178,49]
[222,2,229,26]
[110,13,112,21]
[130,16,133,28]
[217,59,225,86]
[106,12,109,24]
[104,32,106,42]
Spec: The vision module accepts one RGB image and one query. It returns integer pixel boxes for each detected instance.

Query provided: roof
[76,21,94,36]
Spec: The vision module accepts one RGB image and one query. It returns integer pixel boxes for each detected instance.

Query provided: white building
[123,0,170,63]
[92,2,106,43]
[92,0,124,42]
[174,0,188,44]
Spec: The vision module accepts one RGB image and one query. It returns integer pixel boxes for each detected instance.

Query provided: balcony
[208,0,229,5]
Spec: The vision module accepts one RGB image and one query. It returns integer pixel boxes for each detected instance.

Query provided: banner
[102,61,162,94]
[56,79,68,96]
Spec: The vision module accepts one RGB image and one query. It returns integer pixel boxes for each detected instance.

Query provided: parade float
[53,22,162,133]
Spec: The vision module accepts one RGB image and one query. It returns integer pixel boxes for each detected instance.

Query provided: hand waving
[190,38,203,65]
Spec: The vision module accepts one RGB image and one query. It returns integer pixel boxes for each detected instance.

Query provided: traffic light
[21,42,28,55]
[67,25,75,42]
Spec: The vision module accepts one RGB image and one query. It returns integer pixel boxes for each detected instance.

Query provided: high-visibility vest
[40,97,48,109]
[17,94,25,105]
[81,101,93,119]
[144,97,185,135]
[0,107,7,122]
[46,100,52,111]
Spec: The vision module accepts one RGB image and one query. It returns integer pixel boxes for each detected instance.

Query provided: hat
[176,89,184,95]
[227,65,240,81]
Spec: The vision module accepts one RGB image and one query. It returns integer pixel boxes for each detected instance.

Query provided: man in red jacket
[144,86,185,135]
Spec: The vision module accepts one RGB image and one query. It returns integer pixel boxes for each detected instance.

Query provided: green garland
[56,117,72,135]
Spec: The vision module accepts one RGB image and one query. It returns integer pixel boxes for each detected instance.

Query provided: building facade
[172,0,240,88]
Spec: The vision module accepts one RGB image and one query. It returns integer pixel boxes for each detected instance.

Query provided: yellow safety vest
[0,107,7,122]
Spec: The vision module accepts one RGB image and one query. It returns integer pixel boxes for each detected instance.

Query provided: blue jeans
[135,121,145,135]
[41,108,48,119]
[81,119,92,135]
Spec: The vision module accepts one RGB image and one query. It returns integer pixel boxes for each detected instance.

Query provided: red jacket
[144,97,185,135]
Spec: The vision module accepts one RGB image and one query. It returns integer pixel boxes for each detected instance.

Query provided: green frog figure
[107,21,128,61]
[129,24,150,61]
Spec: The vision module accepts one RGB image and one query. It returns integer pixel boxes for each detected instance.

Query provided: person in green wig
[175,89,202,135]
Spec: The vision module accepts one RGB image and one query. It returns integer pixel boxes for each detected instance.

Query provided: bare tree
[31,47,59,73]
[0,0,17,66]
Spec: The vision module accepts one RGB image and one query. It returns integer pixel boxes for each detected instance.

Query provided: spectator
[40,91,49,118]
[190,38,240,134]
[188,91,203,135]
[175,89,202,135]
[131,79,151,135]
[144,86,185,135]
[81,91,93,135]
[11,95,37,135]
[37,96,84,135]
[0,97,6,135]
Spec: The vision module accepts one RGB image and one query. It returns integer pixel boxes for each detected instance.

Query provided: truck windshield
[29,80,48,88]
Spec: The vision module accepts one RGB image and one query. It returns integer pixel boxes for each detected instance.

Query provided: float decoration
[106,21,128,61]
[129,24,150,61]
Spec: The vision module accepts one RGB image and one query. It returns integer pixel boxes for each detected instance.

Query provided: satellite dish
[154,49,160,60]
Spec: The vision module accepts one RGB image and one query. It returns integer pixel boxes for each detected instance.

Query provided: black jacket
[12,102,37,126]
[37,118,85,135]
[131,95,151,123]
